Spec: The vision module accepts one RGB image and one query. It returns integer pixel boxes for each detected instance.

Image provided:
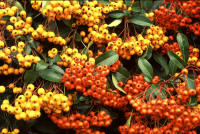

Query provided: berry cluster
[57,47,95,67]
[1,128,20,134]
[62,61,128,108]
[145,25,168,50]
[32,25,66,46]
[161,42,200,67]
[110,60,121,72]
[49,111,112,134]
[0,84,74,120]
[48,48,58,58]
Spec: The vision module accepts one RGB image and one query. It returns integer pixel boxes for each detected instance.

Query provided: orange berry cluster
[62,62,128,108]
[161,42,200,67]
[178,0,200,19]
[49,111,112,134]
[154,6,191,31]
[125,74,150,97]
[110,60,121,72]
[119,73,200,134]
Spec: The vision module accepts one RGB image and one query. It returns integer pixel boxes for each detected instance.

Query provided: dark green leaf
[113,66,129,83]
[152,0,163,10]
[189,96,197,106]
[63,20,71,27]
[97,0,110,5]
[142,45,152,60]
[39,69,62,82]
[141,0,153,11]
[95,50,119,66]
[168,60,177,75]
[75,33,82,41]
[24,70,38,84]
[138,57,153,82]
[168,51,185,69]
[128,13,152,26]
[100,107,118,120]
[36,60,48,71]
[177,33,189,63]
[132,1,142,12]
[112,74,127,94]
[153,53,169,75]
[125,0,132,8]
[1,16,10,21]
[26,45,31,55]
[28,39,38,49]
[49,55,61,65]
[50,65,64,74]
[108,10,125,19]
[146,84,166,100]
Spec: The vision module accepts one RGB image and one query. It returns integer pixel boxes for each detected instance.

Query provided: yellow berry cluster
[37,88,73,114]
[145,25,168,50]
[145,12,154,21]
[16,53,41,68]
[1,84,41,121]
[48,48,58,58]
[1,128,20,134]
[31,1,126,27]
[82,24,117,45]
[0,64,25,75]
[8,83,23,94]
[57,47,95,67]
[32,25,66,46]
[107,35,151,60]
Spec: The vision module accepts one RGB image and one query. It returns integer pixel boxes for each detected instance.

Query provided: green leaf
[126,112,132,127]
[132,1,142,12]
[141,0,153,11]
[28,39,38,49]
[81,41,93,54]
[189,96,197,106]
[95,50,119,66]
[177,33,189,63]
[24,70,38,84]
[112,74,127,94]
[146,84,166,100]
[97,0,110,5]
[26,45,31,55]
[108,10,125,19]
[128,13,152,26]
[50,65,64,74]
[168,60,177,75]
[42,0,49,10]
[113,66,129,83]
[138,57,153,82]
[125,0,132,8]
[36,60,49,71]
[108,19,122,27]
[39,69,62,82]
[63,20,71,27]
[49,55,61,65]
[153,53,169,75]
[142,45,152,60]
[1,16,10,21]
[14,1,24,11]
[75,33,82,41]
[168,51,185,69]
[152,0,163,10]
